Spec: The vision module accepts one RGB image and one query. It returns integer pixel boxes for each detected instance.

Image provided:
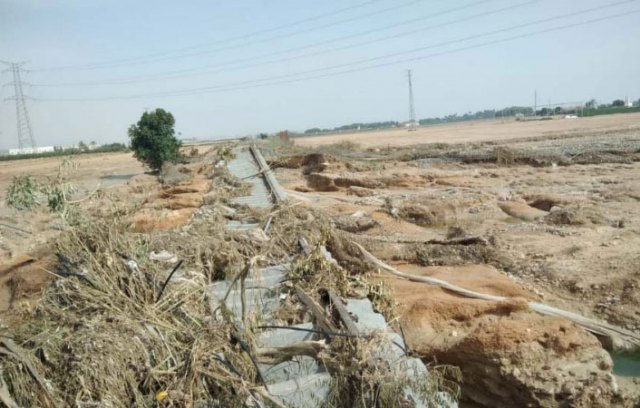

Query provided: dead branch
[255,340,328,365]
[0,370,19,408]
[294,285,338,334]
[359,235,489,246]
[0,339,56,408]
[354,242,640,351]
[326,290,360,335]
[426,235,489,246]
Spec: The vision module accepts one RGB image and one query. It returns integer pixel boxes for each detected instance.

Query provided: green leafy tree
[128,108,181,171]
[612,99,625,107]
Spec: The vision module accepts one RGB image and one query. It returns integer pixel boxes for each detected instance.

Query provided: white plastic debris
[149,250,178,263]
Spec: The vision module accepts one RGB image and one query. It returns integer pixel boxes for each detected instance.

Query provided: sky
[0,0,639,149]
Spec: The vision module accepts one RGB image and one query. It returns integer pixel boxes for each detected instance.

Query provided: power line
[31,0,423,72]
[33,7,639,102]
[34,0,526,87]
[1,61,36,149]
[31,0,383,71]
[32,0,624,89]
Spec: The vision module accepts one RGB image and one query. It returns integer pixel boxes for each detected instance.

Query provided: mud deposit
[1,124,640,406]
[272,125,640,406]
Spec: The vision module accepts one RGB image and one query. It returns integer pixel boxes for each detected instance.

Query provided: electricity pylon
[1,61,36,149]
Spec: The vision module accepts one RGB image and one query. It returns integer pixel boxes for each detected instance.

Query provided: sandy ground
[271,125,640,405]
[293,112,640,148]
[0,151,145,205]
[1,121,639,406]
[277,158,640,332]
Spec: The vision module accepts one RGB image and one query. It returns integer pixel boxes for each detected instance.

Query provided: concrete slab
[268,372,332,408]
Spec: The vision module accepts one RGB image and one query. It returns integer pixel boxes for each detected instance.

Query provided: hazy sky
[1,0,639,149]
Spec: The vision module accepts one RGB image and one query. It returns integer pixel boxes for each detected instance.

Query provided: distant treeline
[419,106,534,125]
[300,100,639,136]
[304,121,400,135]
[0,143,128,162]
[302,106,535,135]
[579,106,640,117]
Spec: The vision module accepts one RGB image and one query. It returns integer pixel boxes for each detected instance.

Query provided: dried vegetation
[0,145,458,407]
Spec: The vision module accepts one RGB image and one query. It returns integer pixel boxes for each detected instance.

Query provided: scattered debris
[333,213,379,233]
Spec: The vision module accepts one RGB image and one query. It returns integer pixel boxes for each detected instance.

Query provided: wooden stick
[294,285,337,334]
[426,236,489,246]
[256,341,328,365]
[327,290,359,335]
[66,184,101,204]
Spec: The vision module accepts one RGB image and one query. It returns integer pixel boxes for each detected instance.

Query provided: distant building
[9,146,55,156]
[626,96,633,108]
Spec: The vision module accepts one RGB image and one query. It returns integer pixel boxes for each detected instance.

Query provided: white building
[626,96,633,108]
[8,146,55,156]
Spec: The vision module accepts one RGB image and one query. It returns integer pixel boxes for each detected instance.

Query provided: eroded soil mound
[0,253,55,317]
[130,163,213,232]
[498,200,548,221]
[304,172,428,192]
[377,264,627,407]
[268,153,338,174]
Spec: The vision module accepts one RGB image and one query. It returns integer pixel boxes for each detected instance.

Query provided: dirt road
[294,112,640,148]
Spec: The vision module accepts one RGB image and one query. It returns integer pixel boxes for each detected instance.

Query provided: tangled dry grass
[3,218,264,407]
[0,145,460,407]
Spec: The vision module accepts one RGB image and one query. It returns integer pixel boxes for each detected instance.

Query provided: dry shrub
[267,205,329,252]
[492,146,517,165]
[316,141,361,156]
[159,162,189,186]
[268,153,336,175]
[207,167,252,201]
[415,242,496,267]
[333,214,379,233]
[334,175,385,189]
[289,244,351,298]
[306,173,340,192]
[367,281,397,319]
[3,219,258,407]
[398,204,449,227]
[544,205,607,226]
[130,208,196,232]
[347,186,375,197]
[5,175,39,210]
[326,231,371,275]
[326,334,460,408]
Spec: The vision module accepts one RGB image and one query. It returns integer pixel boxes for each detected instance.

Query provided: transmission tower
[1,61,36,150]
[407,69,417,131]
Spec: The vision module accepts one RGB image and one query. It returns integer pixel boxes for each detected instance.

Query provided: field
[274,113,640,405]
[294,111,640,147]
[1,115,639,406]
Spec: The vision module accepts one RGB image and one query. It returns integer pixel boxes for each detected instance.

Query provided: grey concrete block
[257,323,316,348]
[268,373,331,408]
[259,356,324,385]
